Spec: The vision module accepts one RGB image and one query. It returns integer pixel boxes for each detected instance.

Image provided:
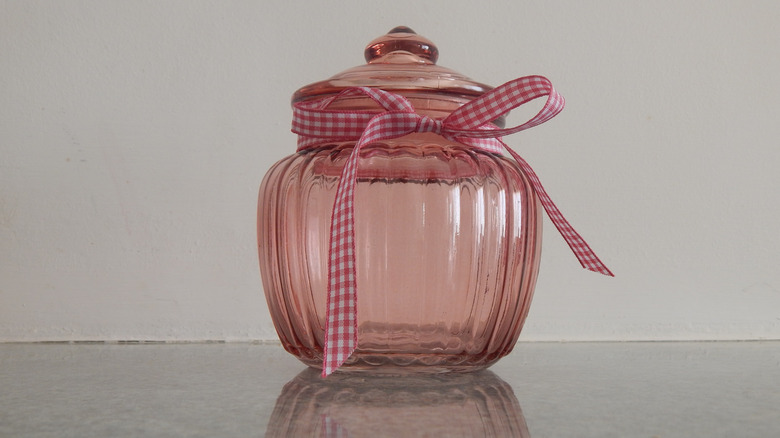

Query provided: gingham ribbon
[292,76,614,377]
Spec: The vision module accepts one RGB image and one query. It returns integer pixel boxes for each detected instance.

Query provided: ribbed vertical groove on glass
[258,137,541,373]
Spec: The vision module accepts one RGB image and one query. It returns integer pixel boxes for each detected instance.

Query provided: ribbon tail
[503,145,614,277]
[322,143,361,377]
[320,113,423,377]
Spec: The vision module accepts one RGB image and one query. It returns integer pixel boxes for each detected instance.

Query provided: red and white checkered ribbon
[292,76,614,377]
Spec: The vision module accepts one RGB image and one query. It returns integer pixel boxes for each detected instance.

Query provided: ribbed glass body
[258,106,542,372]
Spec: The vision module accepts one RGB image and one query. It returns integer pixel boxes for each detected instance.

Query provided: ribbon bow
[292,76,613,377]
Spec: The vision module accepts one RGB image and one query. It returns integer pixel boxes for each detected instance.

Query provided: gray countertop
[1,341,778,437]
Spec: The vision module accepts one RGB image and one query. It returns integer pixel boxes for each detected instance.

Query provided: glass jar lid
[292,26,494,103]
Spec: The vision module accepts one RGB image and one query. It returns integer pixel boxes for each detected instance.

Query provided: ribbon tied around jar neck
[291,76,614,377]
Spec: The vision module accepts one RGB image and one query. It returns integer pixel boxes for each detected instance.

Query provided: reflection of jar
[258,26,610,374]
[265,369,530,438]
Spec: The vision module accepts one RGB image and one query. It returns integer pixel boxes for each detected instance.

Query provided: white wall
[2,0,779,342]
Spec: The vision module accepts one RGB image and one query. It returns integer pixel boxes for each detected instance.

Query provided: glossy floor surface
[1,341,778,437]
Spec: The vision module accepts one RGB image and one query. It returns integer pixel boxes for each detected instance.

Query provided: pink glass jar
[258,27,542,373]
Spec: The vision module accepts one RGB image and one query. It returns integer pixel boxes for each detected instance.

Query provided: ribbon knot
[291,76,613,377]
[417,115,443,135]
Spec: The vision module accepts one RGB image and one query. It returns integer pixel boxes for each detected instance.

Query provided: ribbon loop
[444,76,565,138]
[290,76,613,377]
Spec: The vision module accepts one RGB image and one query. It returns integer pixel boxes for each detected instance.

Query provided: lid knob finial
[388,25,416,34]
[364,26,439,64]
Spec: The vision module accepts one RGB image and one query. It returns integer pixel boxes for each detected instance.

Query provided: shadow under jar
[257,27,542,374]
